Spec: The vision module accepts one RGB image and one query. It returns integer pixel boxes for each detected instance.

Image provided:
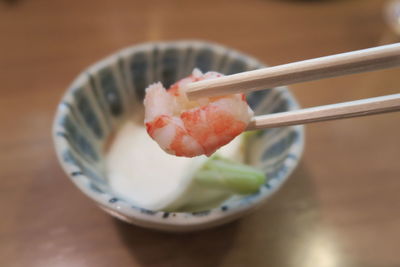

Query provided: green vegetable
[194,155,266,195]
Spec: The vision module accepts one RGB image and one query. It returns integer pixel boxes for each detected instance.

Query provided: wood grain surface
[0,0,399,266]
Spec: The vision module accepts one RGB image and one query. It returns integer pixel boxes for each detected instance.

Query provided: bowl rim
[52,40,305,229]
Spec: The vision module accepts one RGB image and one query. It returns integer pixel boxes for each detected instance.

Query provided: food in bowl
[106,69,264,212]
[106,121,264,212]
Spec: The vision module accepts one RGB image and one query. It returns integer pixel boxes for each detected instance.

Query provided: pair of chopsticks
[185,43,400,131]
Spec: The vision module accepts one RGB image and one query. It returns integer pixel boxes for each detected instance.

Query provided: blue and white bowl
[52,40,304,232]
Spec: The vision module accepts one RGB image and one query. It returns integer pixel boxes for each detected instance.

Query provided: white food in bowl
[106,120,246,212]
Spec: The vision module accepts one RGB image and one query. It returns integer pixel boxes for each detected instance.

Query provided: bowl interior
[53,41,304,226]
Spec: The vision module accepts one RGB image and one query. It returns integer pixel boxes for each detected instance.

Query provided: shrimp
[144,69,254,157]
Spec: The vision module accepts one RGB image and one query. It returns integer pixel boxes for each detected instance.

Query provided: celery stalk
[194,156,266,195]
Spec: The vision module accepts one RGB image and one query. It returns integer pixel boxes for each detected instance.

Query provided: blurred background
[0,0,399,266]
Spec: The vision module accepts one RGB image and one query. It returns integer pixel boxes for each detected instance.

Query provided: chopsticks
[184,43,400,130]
[246,94,400,130]
[186,43,400,99]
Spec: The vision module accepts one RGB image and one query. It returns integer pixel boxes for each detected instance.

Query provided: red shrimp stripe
[145,115,169,137]
[181,105,246,156]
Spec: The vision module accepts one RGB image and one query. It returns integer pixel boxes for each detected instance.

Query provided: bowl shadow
[113,219,240,267]
[113,162,320,267]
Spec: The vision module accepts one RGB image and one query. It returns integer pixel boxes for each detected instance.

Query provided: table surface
[1,0,399,266]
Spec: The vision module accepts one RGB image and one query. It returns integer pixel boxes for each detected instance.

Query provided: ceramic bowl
[52,40,304,232]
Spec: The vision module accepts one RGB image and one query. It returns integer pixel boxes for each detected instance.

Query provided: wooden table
[1,0,399,266]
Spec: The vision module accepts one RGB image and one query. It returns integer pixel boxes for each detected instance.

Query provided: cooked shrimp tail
[144,69,254,157]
